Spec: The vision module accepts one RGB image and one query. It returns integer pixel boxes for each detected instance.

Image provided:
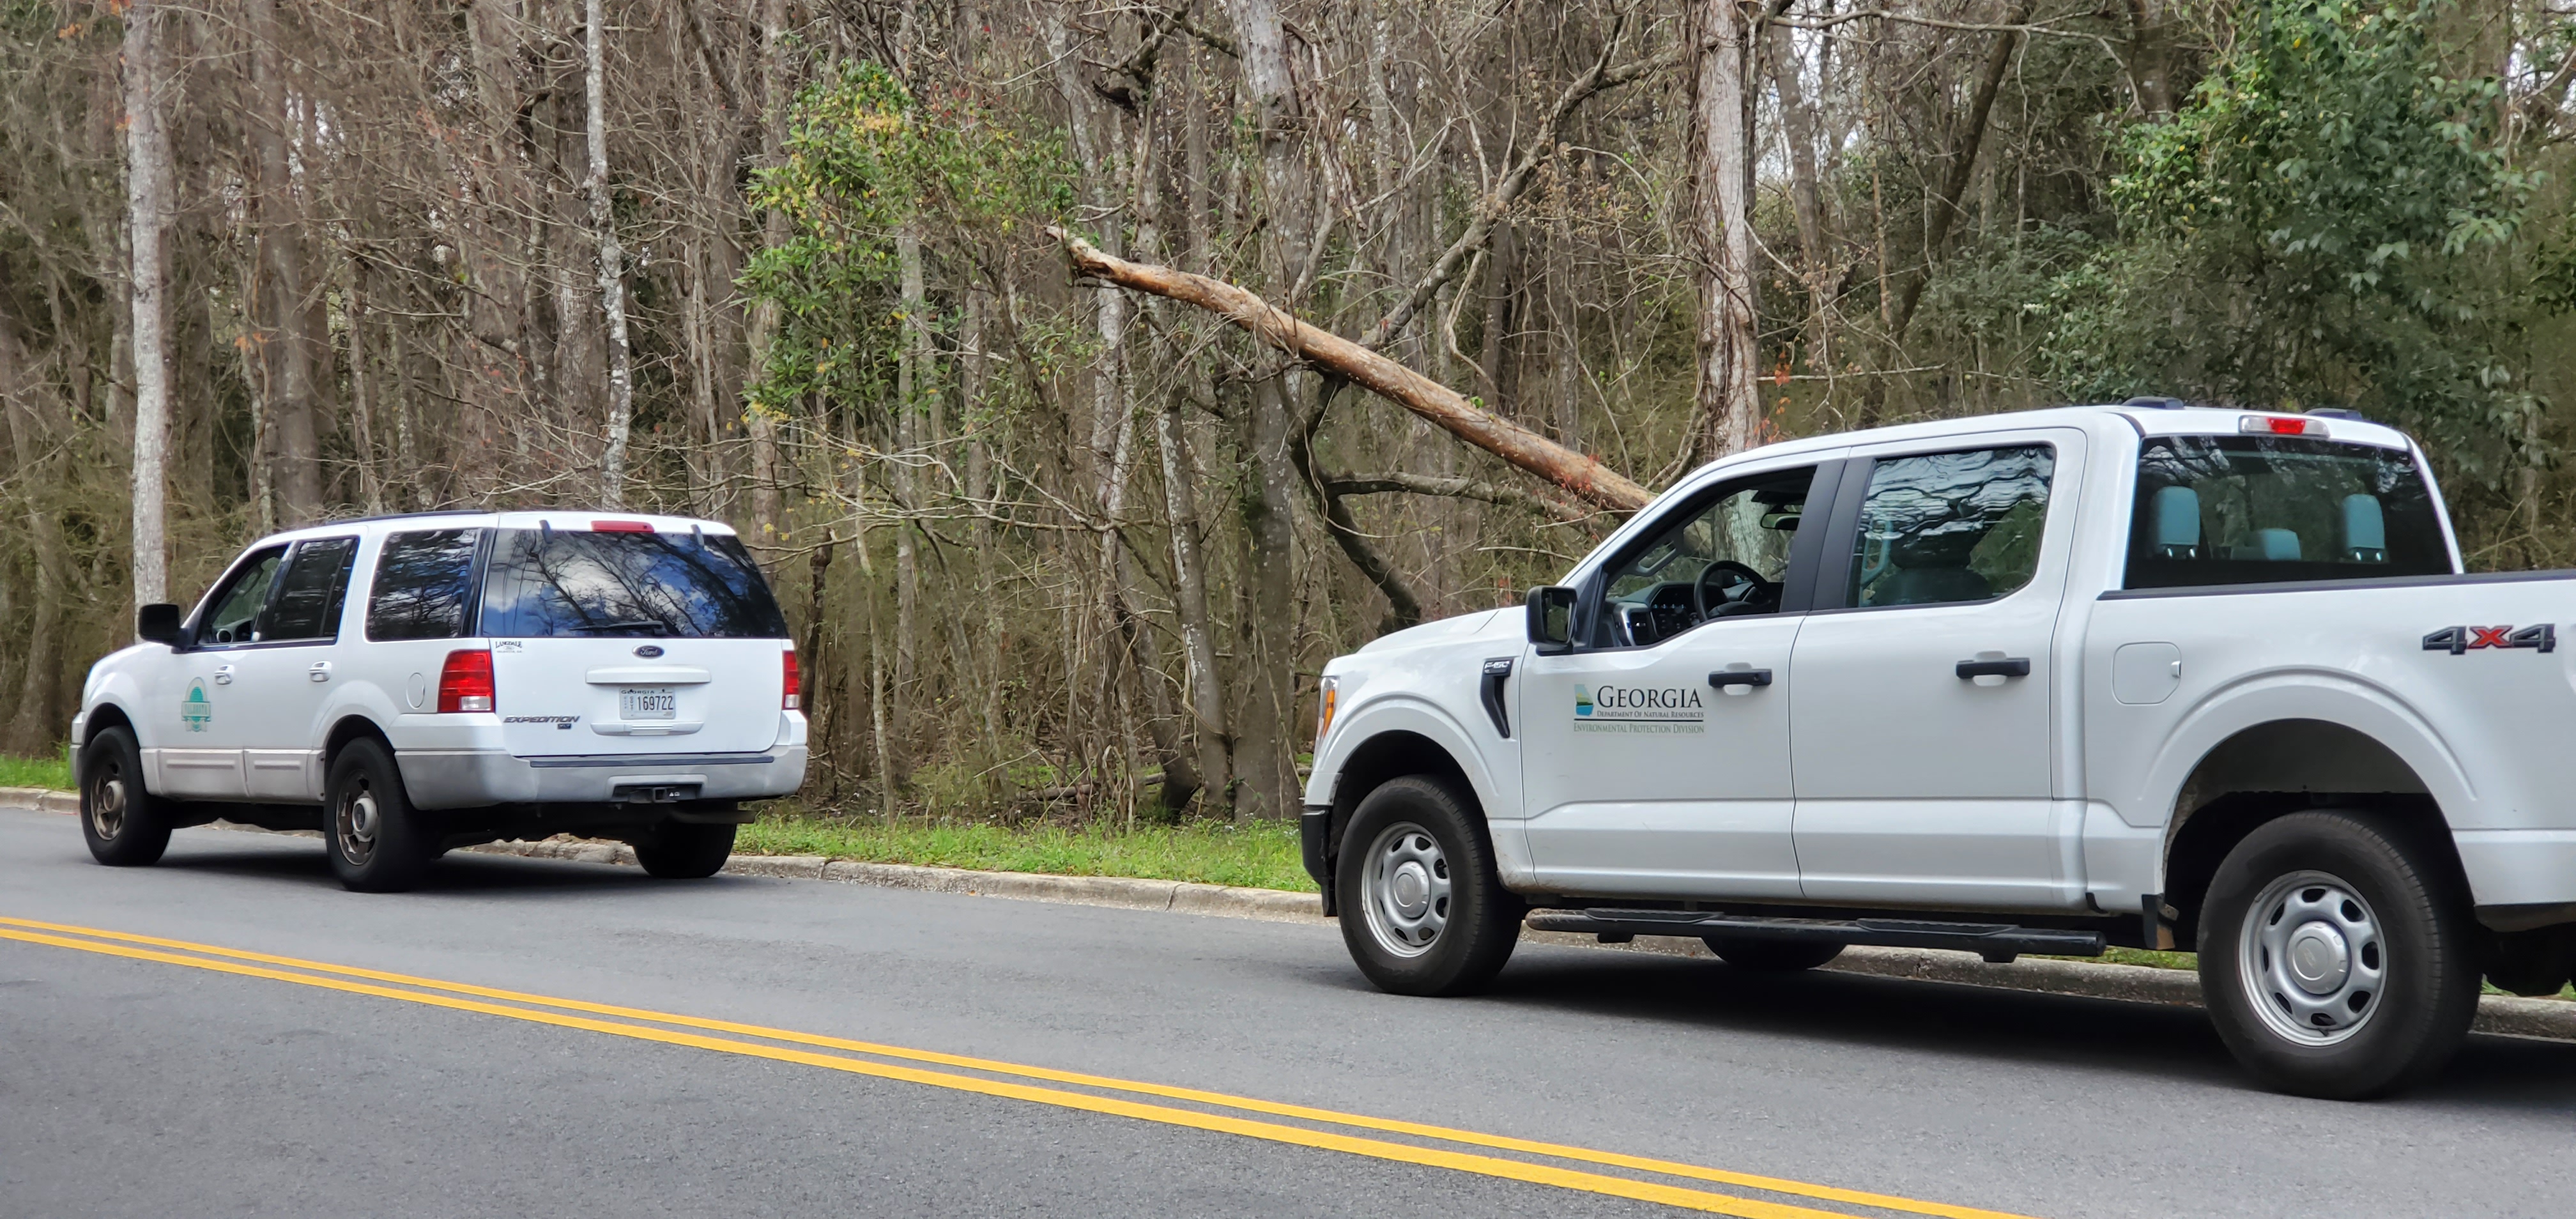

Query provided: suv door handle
[1707,668,1773,691]
[1480,657,1514,739]
[212,664,234,686]
[1956,657,2032,680]
[307,661,333,683]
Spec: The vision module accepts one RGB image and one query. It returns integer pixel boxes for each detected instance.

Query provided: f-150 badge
[2422,624,2556,654]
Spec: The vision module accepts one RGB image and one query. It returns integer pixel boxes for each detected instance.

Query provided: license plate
[619,687,677,720]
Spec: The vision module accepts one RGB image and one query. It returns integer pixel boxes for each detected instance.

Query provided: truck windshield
[2124,436,2450,589]
[480,528,790,638]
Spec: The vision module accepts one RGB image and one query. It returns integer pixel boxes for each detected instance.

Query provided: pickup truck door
[1517,459,1840,900]
[1788,429,2085,908]
[229,537,359,801]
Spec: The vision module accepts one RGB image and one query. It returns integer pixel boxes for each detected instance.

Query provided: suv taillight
[782,647,801,710]
[438,648,495,713]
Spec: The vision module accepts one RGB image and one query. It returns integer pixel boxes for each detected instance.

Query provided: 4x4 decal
[2422,624,2556,654]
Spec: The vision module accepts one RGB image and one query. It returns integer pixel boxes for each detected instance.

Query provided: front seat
[1866,531,1991,606]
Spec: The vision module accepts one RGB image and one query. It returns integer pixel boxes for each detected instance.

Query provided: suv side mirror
[1526,586,1577,654]
[137,603,184,647]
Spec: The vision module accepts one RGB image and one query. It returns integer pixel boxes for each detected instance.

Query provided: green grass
[736,813,1312,893]
[0,753,72,791]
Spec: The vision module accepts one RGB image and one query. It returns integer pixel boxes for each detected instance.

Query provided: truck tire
[323,739,436,893]
[1703,936,1844,972]
[632,822,737,879]
[2198,810,2478,1099]
[1335,776,1522,996]
[80,727,173,867]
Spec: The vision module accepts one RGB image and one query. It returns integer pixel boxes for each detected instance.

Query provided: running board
[1524,908,2106,964]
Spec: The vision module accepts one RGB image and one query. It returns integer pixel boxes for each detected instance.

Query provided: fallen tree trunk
[1048,228,1655,514]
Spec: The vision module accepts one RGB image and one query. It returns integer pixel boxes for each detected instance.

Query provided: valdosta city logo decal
[181,678,213,732]
[1572,683,1706,733]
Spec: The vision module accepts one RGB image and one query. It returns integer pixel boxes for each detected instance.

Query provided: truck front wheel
[1335,776,1521,996]
[80,727,173,867]
[2199,810,2478,1099]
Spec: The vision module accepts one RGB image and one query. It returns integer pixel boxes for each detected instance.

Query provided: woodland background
[4,0,2573,822]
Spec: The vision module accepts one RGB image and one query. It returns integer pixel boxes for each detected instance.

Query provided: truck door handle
[1480,657,1514,739]
[308,661,333,682]
[1707,668,1773,691]
[212,665,234,686]
[1956,658,2032,680]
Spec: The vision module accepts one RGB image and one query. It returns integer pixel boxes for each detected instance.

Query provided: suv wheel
[324,739,435,893]
[1703,936,1844,972]
[2199,810,2478,1099]
[631,822,737,879]
[1335,776,1522,996]
[80,727,172,866]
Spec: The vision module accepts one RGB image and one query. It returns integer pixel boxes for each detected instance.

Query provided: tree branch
[1051,227,1654,513]
[1322,470,1591,519]
[1887,0,2037,343]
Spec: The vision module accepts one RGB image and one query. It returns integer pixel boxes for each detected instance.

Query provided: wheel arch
[322,714,394,775]
[73,702,139,789]
[1315,726,1485,908]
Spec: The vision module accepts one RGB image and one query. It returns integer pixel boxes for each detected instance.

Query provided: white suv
[70,511,809,891]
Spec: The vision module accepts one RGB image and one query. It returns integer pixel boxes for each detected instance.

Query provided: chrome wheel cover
[89,770,126,841]
[335,784,379,866]
[1360,821,1452,958]
[2239,870,2384,1046]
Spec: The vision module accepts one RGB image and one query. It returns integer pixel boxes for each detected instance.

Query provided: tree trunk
[587,0,637,507]
[245,0,321,526]
[1156,390,1230,812]
[2122,0,2175,119]
[123,0,172,612]
[743,0,791,542]
[1887,0,2035,344]
[1692,0,1762,462]
[1764,15,1836,378]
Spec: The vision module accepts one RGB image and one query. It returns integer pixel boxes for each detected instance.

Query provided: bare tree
[122,0,173,611]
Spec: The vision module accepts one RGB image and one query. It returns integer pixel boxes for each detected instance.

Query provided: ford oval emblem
[633,645,664,658]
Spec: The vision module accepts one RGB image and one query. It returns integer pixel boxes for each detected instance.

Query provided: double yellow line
[0,915,2036,1219]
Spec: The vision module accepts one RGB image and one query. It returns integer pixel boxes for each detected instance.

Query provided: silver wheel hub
[336,788,379,865]
[91,776,126,839]
[1360,822,1452,958]
[2241,870,2383,1045]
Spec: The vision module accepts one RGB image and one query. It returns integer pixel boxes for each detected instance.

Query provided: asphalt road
[5,804,2574,1219]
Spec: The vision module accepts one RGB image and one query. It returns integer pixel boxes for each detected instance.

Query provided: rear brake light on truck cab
[590,519,654,533]
[783,648,801,710]
[438,648,495,713]
[2240,414,2327,438]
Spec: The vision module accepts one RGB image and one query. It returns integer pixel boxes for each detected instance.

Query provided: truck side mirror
[137,603,184,647]
[1526,586,1577,654]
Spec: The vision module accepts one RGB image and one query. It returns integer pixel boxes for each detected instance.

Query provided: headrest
[2150,486,2200,558]
[1890,527,1981,569]
[2341,494,2386,562]
[2247,528,2301,562]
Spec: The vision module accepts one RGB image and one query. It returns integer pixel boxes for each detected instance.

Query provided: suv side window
[367,529,484,641]
[259,537,360,642]
[195,547,289,647]
[1844,445,2054,609]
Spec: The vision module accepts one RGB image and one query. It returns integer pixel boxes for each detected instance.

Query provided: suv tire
[632,822,737,879]
[1335,776,1522,996]
[1703,936,1844,972]
[80,727,173,867]
[2199,810,2478,1100]
[323,739,436,893]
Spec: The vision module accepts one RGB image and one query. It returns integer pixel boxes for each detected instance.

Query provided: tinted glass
[1595,466,1816,646]
[1846,446,2054,608]
[481,528,789,639]
[196,548,286,646]
[367,530,484,641]
[2125,437,2449,588]
[260,537,358,641]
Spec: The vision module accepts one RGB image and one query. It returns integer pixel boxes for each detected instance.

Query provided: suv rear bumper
[396,746,808,809]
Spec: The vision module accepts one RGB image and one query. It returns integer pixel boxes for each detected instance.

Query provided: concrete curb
[10,792,2573,1039]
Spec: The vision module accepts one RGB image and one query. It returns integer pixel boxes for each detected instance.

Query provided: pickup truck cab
[1304,402,2576,1098]
[72,511,808,892]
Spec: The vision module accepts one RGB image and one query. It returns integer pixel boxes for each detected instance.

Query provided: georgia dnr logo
[1572,684,1706,734]
[180,679,213,733]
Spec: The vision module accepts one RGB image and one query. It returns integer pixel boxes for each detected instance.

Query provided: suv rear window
[2125,436,2450,589]
[479,528,789,639]
[367,529,483,641]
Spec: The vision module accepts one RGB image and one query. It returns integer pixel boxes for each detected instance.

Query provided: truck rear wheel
[631,822,737,879]
[80,727,172,867]
[1703,936,1844,972]
[324,739,436,893]
[2199,810,2478,1099]
[1335,776,1521,996]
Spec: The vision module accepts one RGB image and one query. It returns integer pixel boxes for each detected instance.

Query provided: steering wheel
[1693,560,1778,621]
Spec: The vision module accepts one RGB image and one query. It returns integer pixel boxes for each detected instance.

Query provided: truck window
[1845,445,2054,609]
[259,537,360,642]
[195,547,288,646]
[1595,465,1817,645]
[480,527,790,639]
[367,529,484,641]
[2124,437,2449,589]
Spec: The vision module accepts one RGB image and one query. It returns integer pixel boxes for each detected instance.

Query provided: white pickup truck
[1303,402,2576,1098]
